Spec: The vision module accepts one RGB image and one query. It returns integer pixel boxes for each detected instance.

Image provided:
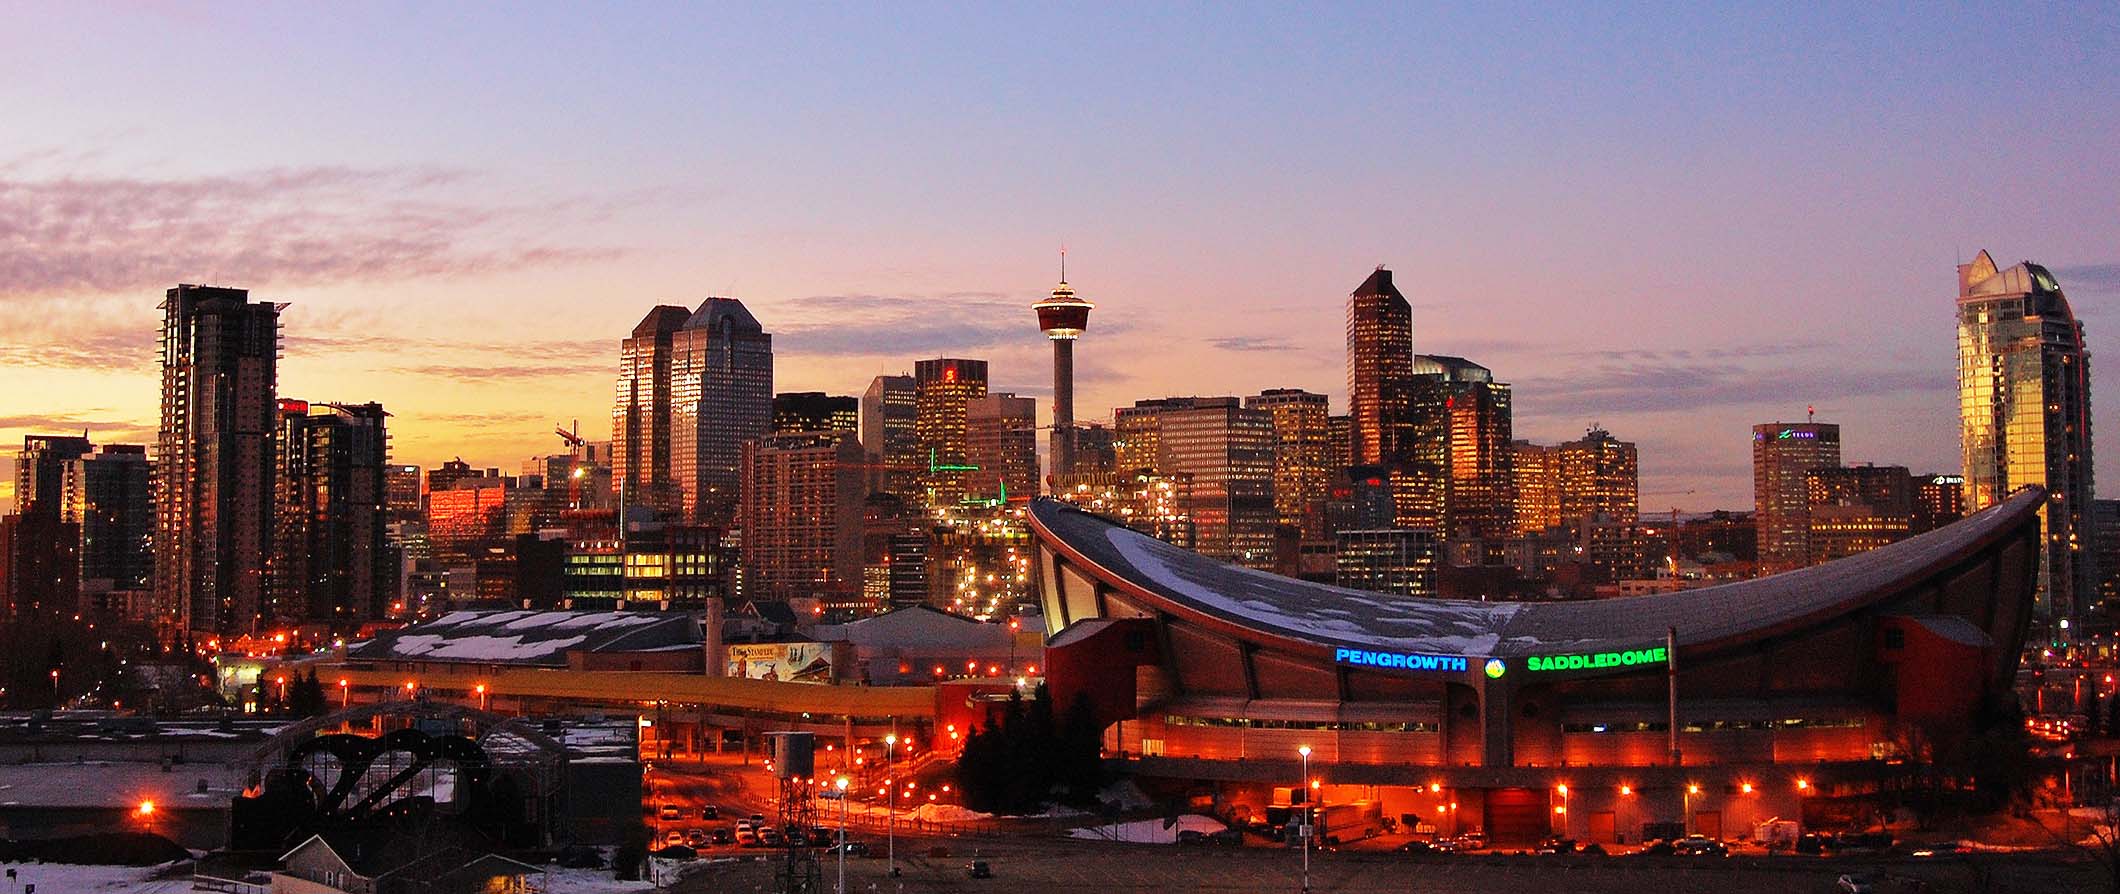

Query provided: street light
[885,730,899,877]
[1298,745,1312,894]
[1684,783,1700,834]
[475,683,488,711]
[835,776,850,894]
[1556,784,1570,836]
[337,678,350,709]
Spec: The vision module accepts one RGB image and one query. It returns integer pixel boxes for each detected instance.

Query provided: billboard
[726,642,838,684]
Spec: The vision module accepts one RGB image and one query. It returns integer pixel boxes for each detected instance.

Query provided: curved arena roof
[1029,487,2044,660]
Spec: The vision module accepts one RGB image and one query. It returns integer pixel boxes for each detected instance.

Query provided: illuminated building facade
[927,505,1032,619]
[1335,528,1437,598]
[1956,250,2095,631]
[1914,474,1966,532]
[1753,421,1841,570]
[739,431,865,605]
[773,391,859,434]
[271,401,391,623]
[425,482,508,563]
[614,299,774,524]
[914,358,989,506]
[860,374,919,500]
[2095,500,2120,618]
[1557,428,1638,525]
[1512,441,1562,535]
[1346,267,1412,466]
[1072,424,1117,475]
[384,464,423,518]
[966,393,1038,503]
[612,306,691,517]
[1054,471,1195,549]
[1159,399,1276,568]
[1035,265,1094,480]
[156,285,281,634]
[1327,414,1353,478]
[562,522,730,611]
[1412,356,1514,541]
[1246,389,1333,540]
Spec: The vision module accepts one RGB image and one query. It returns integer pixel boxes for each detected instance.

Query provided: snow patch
[1067,814,1226,844]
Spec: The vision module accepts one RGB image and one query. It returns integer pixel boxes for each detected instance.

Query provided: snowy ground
[1066,814,1226,844]
[0,857,723,893]
[0,862,192,893]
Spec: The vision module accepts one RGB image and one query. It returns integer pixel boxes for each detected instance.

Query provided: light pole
[1298,745,1311,894]
[885,729,899,877]
[1684,783,1699,835]
[1556,784,1569,838]
[476,683,488,711]
[338,678,350,709]
[835,776,850,894]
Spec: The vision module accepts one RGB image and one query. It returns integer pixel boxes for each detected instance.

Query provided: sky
[3,2,2118,512]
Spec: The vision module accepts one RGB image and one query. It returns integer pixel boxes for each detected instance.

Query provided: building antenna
[1807,404,1815,424]
[1060,245,1067,284]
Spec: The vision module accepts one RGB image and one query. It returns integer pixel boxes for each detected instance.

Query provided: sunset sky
[4,3,2117,512]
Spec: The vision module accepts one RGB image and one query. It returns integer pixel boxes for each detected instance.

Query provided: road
[661,834,2101,894]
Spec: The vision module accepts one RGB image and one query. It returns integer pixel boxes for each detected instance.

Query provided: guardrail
[192,873,270,894]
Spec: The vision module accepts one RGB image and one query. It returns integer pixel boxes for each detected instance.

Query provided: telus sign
[1334,647,1468,673]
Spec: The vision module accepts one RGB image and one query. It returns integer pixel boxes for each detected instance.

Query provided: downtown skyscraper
[1346,267,1412,467]
[1556,427,1638,525]
[860,374,919,500]
[1753,419,1842,571]
[612,298,774,524]
[156,285,281,634]
[1245,389,1333,539]
[967,393,1038,503]
[914,358,988,506]
[1957,250,2095,632]
[1413,355,1515,541]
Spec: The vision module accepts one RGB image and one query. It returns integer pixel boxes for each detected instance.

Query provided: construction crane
[555,420,585,458]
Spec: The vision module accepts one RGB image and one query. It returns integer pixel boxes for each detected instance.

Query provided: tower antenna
[1060,246,1067,283]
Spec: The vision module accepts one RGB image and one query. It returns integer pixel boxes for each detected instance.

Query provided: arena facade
[1031,488,2043,843]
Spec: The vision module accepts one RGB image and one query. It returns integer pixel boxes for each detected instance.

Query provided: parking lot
[665,833,2100,893]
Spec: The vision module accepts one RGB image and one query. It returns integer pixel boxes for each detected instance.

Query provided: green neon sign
[1526,647,1667,673]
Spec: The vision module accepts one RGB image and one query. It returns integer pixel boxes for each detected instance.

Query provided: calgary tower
[1034,252,1094,484]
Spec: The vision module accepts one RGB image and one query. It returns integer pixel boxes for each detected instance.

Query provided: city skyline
[4,5,2119,513]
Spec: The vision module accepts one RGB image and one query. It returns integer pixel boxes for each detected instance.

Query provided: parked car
[1836,874,1875,894]
[664,830,686,846]
[1637,840,1676,856]
[710,828,735,845]
[759,828,785,847]
[684,829,708,847]
[701,805,719,820]
[736,829,760,847]
[966,860,993,879]
[652,844,696,860]
[659,805,683,821]
[827,841,872,857]
[1208,828,1245,846]
[1395,840,1445,855]
[1451,832,1486,851]
[1673,836,1728,857]
[1176,829,1209,846]
[1537,837,1577,855]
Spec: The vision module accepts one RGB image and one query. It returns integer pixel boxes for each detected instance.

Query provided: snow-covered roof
[346,610,700,667]
[1031,487,2044,659]
[813,605,1014,649]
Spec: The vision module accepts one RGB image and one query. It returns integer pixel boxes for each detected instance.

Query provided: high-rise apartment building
[740,431,865,605]
[1327,415,1353,477]
[1957,250,2095,630]
[271,400,390,623]
[1913,473,1967,532]
[860,374,919,500]
[1512,441,1561,535]
[966,393,1038,503]
[613,299,773,523]
[1346,267,1413,466]
[1246,389,1333,539]
[1073,424,1117,475]
[3,435,91,618]
[773,392,859,434]
[914,358,988,505]
[156,285,281,634]
[68,444,153,594]
[1556,427,1638,525]
[2094,500,2120,619]
[1753,421,1842,570]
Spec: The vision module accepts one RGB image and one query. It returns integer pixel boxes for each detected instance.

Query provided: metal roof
[346,610,700,667]
[1030,488,2043,659]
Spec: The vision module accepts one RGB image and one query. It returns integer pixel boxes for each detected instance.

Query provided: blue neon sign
[1334,647,1468,673]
